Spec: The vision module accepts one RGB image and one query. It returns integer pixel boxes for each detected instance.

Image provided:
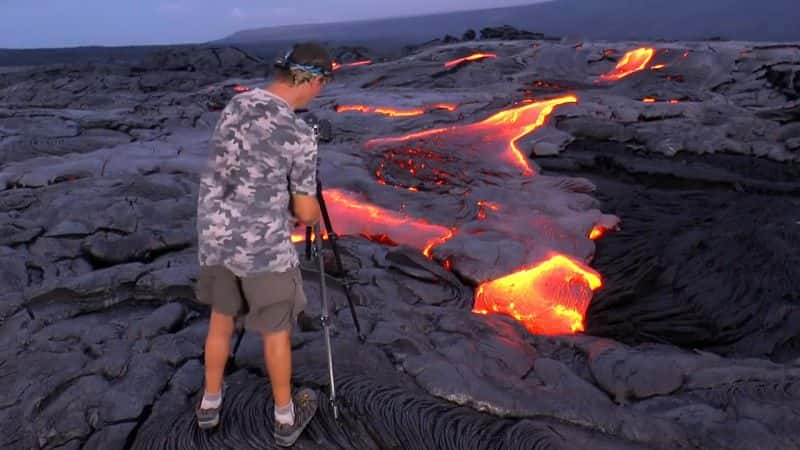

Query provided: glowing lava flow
[473,255,602,335]
[290,189,451,252]
[336,103,457,117]
[444,53,497,68]
[332,60,373,71]
[589,225,606,240]
[366,95,578,176]
[600,47,655,81]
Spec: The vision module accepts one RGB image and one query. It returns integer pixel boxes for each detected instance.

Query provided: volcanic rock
[2,39,800,450]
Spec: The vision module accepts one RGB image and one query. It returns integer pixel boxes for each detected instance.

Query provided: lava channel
[444,52,497,68]
[600,47,655,81]
[290,188,452,252]
[336,103,457,117]
[332,60,373,71]
[473,254,603,335]
[366,95,578,176]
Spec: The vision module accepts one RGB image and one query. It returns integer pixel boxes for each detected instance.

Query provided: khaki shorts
[196,265,307,333]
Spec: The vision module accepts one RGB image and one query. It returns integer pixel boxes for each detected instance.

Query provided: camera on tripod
[296,110,333,144]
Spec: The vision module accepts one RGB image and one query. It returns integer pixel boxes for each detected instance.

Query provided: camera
[299,111,332,144]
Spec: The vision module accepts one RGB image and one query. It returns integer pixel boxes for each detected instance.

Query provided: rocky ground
[2,37,800,449]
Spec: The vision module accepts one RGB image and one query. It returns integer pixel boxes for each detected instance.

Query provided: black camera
[298,111,332,144]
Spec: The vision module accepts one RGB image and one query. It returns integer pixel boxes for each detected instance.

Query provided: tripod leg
[314,224,339,420]
[304,226,312,260]
[317,186,366,342]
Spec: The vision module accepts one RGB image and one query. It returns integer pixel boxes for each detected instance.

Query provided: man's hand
[291,194,321,225]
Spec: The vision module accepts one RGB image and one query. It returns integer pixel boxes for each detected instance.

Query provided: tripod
[304,181,365,342]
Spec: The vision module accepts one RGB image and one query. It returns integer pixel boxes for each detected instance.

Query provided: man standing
[194,42,332,447]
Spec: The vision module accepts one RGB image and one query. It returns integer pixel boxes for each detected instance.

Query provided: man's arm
[288,131,320,226]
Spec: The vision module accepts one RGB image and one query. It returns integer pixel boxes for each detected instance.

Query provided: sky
[0,0,548,49]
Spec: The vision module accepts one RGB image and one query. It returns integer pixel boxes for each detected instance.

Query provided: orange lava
[477,200,501,220]
[589,226,606,240]
[473,254,602,335]
[651,64,666,70]
[366,95,578,176]
[332,60,372,71]
[444,52,497,68]
[336,103,458,117]
[423,229,455,258]
[600,47,655,80]
[643,97,657,103]
[291,189,451,251]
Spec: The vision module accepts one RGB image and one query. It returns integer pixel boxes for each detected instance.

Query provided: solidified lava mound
[1,39,800,450]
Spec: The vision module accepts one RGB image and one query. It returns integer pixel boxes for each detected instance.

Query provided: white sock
[200,390,222,409]
[275,400,295,425]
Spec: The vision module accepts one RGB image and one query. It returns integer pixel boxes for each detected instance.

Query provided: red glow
[332,60,372,71]
[233,85,251,92]
[643,97,657,103]
[589,226,606,240]
[336,103,458,117]
[473,254,602,335]
[297,189,451,252]
[444,52,497,68]
[600,47,655,81]
[423,229,455,258]
[477,200,501,220]
[432,103,457,111]
[366,95,578,176]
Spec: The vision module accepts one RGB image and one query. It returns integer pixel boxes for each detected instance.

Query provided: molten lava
[366,96,578,176]
[589,226,606,240]
[336,103,457,117]
[332,60,372,71]
[477,201,501,220]
[444,53,497,68]
[600,47,655,81]
[233,85,251,92]
[290,188,451,252]
[473,254,602,335]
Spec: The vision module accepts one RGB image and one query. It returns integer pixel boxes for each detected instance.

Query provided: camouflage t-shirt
[196,88,317,277]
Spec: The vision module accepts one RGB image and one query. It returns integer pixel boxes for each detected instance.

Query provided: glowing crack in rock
[444,53,497,68]
[473,254,603,335]
[336,103,457,117]
[477,200,501,220]
[366,95,578,176]
[600,47,656,81]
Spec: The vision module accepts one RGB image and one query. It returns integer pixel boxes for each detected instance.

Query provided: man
[194,42,332,447]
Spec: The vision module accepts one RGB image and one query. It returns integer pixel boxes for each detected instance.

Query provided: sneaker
[196,387,224,429]
[274,388,319,447]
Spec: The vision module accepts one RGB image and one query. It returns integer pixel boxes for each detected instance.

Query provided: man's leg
[204,308,236,394]
[263,329,293,414]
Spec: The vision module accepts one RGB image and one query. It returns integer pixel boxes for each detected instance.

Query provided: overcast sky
[0,0,548,49]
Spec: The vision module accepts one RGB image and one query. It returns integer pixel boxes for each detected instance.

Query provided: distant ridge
[216,0,800,45]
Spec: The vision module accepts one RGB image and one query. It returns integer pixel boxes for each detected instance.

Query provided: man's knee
[208,309,236,337]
